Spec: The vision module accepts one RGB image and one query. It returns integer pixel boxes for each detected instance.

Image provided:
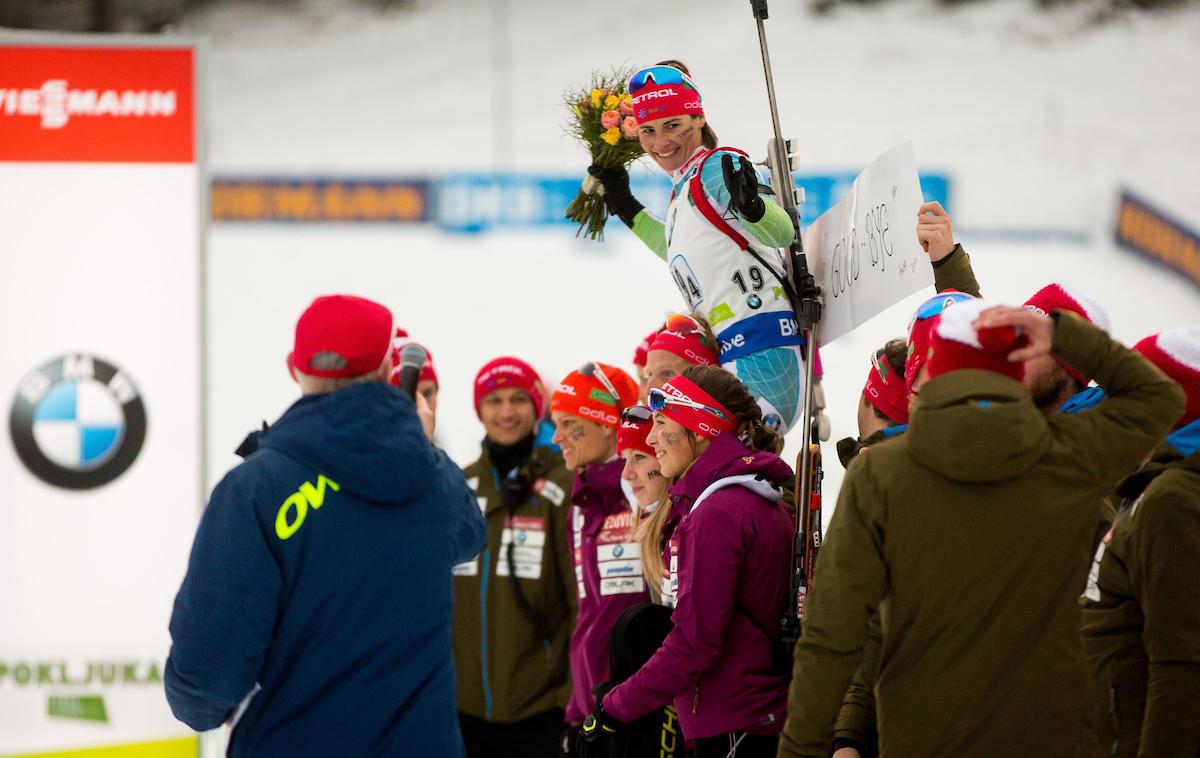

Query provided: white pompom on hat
[1134,327,1200,427]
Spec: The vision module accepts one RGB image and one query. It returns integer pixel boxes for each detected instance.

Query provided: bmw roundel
[9,354,147,490]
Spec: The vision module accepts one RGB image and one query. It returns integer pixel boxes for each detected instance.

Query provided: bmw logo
[9,354,147,490]
[763,413,783,432]
[613,545,624,558]
[746,294,763,310]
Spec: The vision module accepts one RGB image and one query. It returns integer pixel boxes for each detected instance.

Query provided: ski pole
[747,0,825,640]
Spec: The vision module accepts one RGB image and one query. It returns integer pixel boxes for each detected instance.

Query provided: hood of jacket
[906,369,1052,483]
[1114,418,1200,502]
[261,382,435,505]
[670,432,793,506]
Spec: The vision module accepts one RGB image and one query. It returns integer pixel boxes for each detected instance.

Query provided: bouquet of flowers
[564,69,645,241]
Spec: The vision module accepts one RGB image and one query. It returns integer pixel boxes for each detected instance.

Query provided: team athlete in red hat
[582,365,794,758]
[548,362,645,753]
[453,356,576,758]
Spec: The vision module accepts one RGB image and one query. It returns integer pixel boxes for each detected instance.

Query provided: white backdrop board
[0,40,202,757]
[806,143,935,344]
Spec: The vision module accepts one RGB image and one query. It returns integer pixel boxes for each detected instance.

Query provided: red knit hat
[617,406,655,456]
[905,290,976,393]
[1023,283,1111,384]
[862,348,909,425]
[633,327,661,368]
[628,65,704,125]
[474,356,546,419]
[1134,327,1200,427]
[648,324,718,367]
[550,363,638,429]
[389,329,437,389]
[293,295,393,378]
[925,299,1027,383]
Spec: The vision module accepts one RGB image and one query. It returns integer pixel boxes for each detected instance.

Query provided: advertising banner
[0,41,202,757]
[1114,189,1200,289]
[805,143,936,344]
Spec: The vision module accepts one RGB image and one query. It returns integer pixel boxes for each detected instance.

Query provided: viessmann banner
[0,43,202,757]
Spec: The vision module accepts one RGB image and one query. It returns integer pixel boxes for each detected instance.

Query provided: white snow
[173,0,1200,514]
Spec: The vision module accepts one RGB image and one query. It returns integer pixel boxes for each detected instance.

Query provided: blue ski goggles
[909,290,976,327]
[628,65,696,97]
[647,388,732,422]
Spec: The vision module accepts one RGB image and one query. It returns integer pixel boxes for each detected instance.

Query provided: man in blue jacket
[165,294,487,757]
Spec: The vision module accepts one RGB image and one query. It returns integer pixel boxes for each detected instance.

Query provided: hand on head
[973,306,1054,363]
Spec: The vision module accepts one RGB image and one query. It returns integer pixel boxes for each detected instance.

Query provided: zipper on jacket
[692,684,699,714]
[480,547,493,719]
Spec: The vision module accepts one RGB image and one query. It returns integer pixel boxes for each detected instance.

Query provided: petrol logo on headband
[9,354,147,490]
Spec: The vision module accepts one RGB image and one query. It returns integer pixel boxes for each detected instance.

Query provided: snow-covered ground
[188,0,1200,511]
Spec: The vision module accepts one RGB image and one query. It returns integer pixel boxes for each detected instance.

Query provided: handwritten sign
[806,143,933,344]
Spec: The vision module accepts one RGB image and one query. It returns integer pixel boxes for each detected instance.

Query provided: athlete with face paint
[548,363,646,753]
[587,61,811,434]
[580,365,794,758]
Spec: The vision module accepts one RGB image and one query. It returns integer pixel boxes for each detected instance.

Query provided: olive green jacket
[1082,443,1200,757]
[779,313,1184,757]
[452,441,577,723]
[931,243,982,298]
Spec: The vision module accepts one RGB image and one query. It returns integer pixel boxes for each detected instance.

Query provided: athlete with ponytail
[580,366,794,758]
[589,61,809,433]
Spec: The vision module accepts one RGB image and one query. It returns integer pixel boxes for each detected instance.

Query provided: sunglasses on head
[621,405,653,425]
[581,361,621,407]
[647,388,732,422]
[628,65,690,97]
[663,313,706,337]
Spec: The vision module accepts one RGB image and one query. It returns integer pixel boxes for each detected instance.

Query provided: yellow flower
[603,94,620,110]
[590,89,603,109]
[619,93,632,104]
[601,127,621,145]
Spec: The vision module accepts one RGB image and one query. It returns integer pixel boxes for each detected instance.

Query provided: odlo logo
[9,354,146,490]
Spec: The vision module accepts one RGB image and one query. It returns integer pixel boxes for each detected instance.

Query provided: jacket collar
[668,433,791,510]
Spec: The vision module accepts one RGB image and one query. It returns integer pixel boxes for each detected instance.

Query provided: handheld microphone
[397,344,428,399]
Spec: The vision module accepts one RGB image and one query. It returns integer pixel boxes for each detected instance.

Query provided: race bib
[597,511,645,596]
[669,254,704,310]
[496,515,545,580]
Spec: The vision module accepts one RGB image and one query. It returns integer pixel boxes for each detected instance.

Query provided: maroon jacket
[604,434,794,739]
[564,456,651,723]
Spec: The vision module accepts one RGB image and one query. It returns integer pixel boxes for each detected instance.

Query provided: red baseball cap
[292,295,393,378]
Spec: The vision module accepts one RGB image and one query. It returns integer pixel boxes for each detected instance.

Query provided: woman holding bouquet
[579,365,794,758]
[588,61,809,434]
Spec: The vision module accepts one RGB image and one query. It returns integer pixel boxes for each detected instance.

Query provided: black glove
[587,164,644,229]
[721,153,767,223]
[579,691,623,748]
